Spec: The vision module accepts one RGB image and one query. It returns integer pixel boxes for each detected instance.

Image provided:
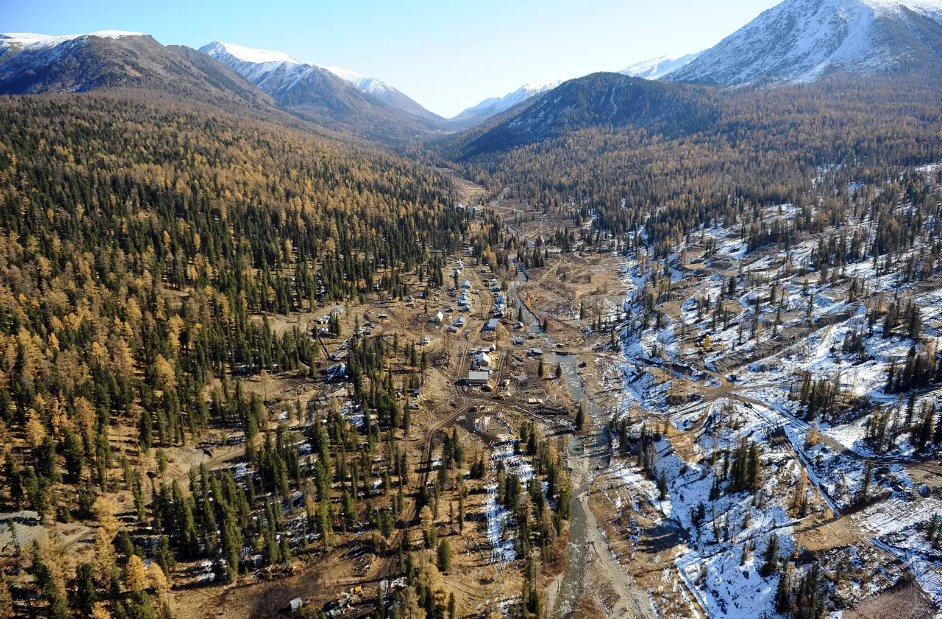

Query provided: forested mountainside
[0,34,274,112]
[452,74,942,255]
[0,33,447,149]
[448,73,720,160]
[448,81,562,130]
[0,89,469,410]
[0,90,487,616]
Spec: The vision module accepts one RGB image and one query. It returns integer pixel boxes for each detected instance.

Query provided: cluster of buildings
[493,291,507,318]
[467,346,496,386]
[458,279,473,312]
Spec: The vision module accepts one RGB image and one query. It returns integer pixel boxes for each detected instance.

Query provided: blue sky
[1,0,780,117]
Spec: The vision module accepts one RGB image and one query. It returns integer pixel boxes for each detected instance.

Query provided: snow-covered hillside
[1,31,143,48]
[199,40,312,92]
[585,160,942,617]
[451,80,561,125]
[199,41,439,120]
[322,65,440,121]
[0,30,208,95]
[324,66,389,96]
[666,0,942,85]
[0,31,145,63]
[620,53,700,80]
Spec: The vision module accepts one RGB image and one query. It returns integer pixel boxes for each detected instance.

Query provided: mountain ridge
[620,53,701,80]
[0,31,277,109]
[450,80,561,128]
[199,40,441,123]
[451,72,719,160]
[665,0,942,85]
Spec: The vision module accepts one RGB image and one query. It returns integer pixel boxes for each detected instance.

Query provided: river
[509,270,653,619]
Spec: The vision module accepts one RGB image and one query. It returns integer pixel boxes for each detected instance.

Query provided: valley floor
[5,172,942,619]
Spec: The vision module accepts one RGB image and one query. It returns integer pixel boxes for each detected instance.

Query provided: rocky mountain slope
[666,0,942,85]
[0,31,272,107]
[620,53,700,80]
[199,40,444,138]
[450,80,561,128]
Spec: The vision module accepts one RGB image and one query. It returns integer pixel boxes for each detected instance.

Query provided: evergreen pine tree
[760,534,779,577]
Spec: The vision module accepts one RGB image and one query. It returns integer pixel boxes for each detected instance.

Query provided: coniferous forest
[4,6,942,619]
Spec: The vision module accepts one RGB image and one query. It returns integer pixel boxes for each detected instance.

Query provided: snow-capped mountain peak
[320,65,439,120]
[452,80,561,124]
[0,30,151,91]
[855,0,942,15]
[323,66,390,96]
[1,31,144,45]
[0,31,145,55]
[665,0,942,85]
[202,40,299,66]
[199,40,317,94]
[199,41,441,121]
[518,80,562,97]
[620,53,701,80]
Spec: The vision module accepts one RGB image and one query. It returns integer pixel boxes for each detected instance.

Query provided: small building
[290,598,304,612]
[419,336,431,346]
[492,294,506,316]
[460,280,472,289]
[467,371,490,386]
[484,318,499,332]
[528,348,544,357]
[474,352,493,369]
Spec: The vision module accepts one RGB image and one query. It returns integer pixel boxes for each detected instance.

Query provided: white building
[467,370,490,385]
[474,352,493,369]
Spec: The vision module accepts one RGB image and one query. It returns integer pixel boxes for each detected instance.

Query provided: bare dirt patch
[844,575,935,619]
